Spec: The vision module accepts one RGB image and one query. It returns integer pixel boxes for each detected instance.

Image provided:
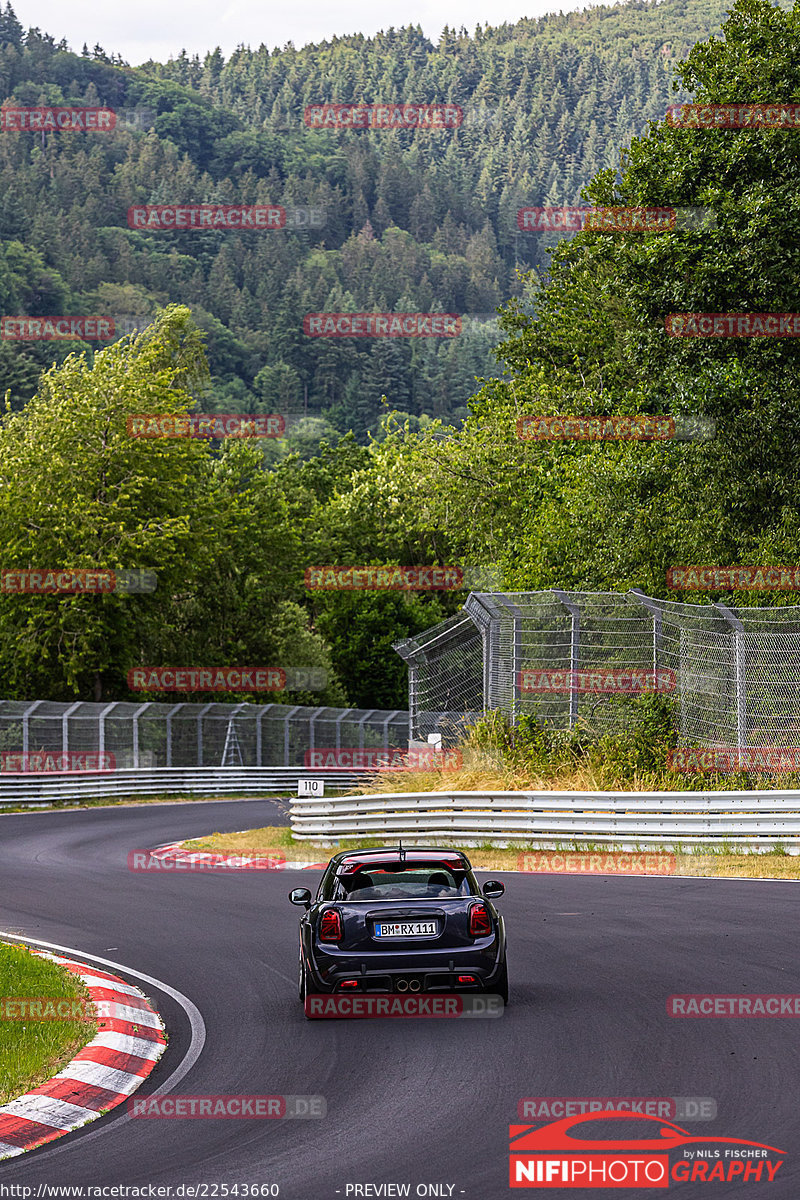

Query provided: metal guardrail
[0,767,371,806]
[289,790,800,847]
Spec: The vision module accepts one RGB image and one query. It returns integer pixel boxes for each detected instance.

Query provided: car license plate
[374,921,437,938]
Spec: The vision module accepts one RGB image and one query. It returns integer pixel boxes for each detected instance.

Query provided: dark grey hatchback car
[289,844,508,1011]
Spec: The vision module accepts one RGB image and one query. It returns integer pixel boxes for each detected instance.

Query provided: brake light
[457,974,477,984]
[339,979,359,989]
[319,909,343,942]
[469,902,492,937]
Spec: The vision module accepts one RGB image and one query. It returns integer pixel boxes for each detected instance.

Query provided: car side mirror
[482,880,505,898]
[289,887,312,908]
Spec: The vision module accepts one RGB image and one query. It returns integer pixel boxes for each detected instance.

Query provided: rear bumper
[303,934,506,994]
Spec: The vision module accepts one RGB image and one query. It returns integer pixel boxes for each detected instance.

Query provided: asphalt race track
[1,799,799,1198]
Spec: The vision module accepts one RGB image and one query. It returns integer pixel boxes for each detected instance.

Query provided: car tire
[495,959,509,1006]
[299,953,312,1018]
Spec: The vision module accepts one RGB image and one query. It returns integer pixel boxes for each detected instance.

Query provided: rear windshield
[332,862,472,900]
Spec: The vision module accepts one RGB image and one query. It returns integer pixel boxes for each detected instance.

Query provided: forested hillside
[0,0,725,439]
[6,0,795,711]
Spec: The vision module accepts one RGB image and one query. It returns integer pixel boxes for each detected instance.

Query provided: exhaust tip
[408,979,421,992]
[396,979,409,992]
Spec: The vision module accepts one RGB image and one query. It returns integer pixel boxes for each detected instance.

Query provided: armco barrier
[0,767,369,806]
[289,790,800,848]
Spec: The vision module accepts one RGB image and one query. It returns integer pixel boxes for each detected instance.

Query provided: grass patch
[181,826,800,880]
[0,942,97,1105]
[353,753,800,796]
[352,705,800,794]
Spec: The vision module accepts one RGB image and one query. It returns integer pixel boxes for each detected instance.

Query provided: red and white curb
[0,950,165,1159]
[148,841,327,870]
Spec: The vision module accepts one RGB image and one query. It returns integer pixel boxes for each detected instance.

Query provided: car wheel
[495,959,509,1006]
[299,953,312,1017]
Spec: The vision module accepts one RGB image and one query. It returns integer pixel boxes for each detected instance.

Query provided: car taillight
[319,909,343,942]
[469,902,492,937]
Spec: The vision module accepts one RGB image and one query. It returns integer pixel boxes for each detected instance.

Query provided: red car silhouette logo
[510,1110,785,1154]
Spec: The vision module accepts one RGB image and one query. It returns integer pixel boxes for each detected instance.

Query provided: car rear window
[334,863,471,900]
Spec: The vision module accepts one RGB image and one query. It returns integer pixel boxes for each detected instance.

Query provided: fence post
[306,706,327,770]
[256,705,269,766]
[714,602,746,748]
[382,710,401,750]
[678,628,688,743]
[131,701,149,768]
[552,589,580,730]
[21,700,43,758]
[283,705,301,766]
[335,708,348,751]
[165,703,184,767]
[98,700,116,762]
[628,588,663,676]
[196,703,214,767]
[407,663,419,740]
[62,701,80,756]
[358,710,376,751]
[499,595,524,726]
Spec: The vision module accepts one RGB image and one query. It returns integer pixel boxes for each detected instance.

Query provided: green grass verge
[182,826,800,880]
[0,942,97,1105]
